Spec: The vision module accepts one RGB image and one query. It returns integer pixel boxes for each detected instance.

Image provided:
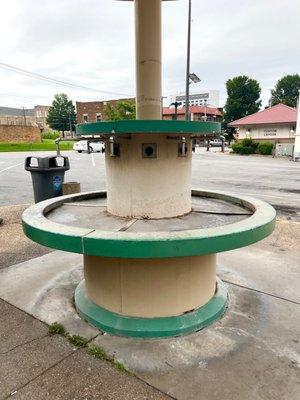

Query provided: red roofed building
[228,103,297,144]
[163,105,222,122]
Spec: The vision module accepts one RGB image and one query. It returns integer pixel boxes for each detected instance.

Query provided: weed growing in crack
[48,322,65,336]
[87,345,129,374]
[68,335,89,348]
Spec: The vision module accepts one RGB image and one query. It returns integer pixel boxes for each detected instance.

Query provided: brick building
[0,125,41,143]
[76,99,133,123]
[163,105,222,122]
[76,101,222,123]
[0,106,49,129]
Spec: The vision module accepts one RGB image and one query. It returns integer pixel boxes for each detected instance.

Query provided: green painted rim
[76,120,221,136]
[22,189,276,259]
[75,278,228,338]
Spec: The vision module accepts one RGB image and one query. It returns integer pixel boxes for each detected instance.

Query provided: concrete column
[84,254,216,318]
[293,93,300,161]
[106,0,192,218]
[106,134,192,218]
[135,0,162,120]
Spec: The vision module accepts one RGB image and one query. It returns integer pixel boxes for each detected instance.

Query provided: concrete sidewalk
[0,298,171,400]
[0,205,171,400]
[0,204,299,399]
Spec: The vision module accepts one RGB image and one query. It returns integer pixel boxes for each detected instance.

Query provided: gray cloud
[0,0,299,108]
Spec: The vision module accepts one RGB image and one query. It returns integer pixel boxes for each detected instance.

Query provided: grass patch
[49,322,65,336]
[0,139,75,152]
[114,361,128,373]
[47,325,130,374]
[87,345,129,373]
[87,345,111,361]
[68,335,89,348]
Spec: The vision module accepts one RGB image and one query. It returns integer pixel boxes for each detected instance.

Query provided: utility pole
[69,110,73,137]
[22,107,27,126]
[185,0,192,121]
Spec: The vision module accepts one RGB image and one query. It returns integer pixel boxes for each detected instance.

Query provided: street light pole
[170,101,181,120]
[22,107,27,126]
[185,0,192,121]
[69,110,72,137]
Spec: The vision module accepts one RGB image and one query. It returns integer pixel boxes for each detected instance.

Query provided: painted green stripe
[22,190,276,258]
[76,120,221,136]
[22,221,85,254]
[83,219,276,258]
[75,278,228,338]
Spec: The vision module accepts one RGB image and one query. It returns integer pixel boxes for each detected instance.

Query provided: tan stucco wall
[84,254,216,318]
[0,125,41,143]
[105,133,192,218]
[237,123,296,143]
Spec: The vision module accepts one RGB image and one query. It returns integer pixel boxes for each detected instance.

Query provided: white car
[209,139,228,147]
[73,140,105,153]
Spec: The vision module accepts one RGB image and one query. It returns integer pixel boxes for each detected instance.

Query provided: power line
[0,62,133,97]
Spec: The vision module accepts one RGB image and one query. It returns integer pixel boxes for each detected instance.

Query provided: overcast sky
[0,0,299,109]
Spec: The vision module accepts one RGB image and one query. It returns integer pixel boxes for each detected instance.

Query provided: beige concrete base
[106,134,192,219]
[84,254,216,318]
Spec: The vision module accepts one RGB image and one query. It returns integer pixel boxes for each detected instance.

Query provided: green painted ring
[75,278,227,338]
[22,189,276,259]
[76,120,221,136]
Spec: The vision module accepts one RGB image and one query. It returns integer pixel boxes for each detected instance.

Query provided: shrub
[42,131,60,140]
[231,138,258,155]
[231,143,243,153]
[258,142,273,155]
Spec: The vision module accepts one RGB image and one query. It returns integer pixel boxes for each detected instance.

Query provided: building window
[83,114,88,123]
[96,113,102,122]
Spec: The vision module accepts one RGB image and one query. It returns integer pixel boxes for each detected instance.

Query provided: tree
[104,100,136,121]
[223,76,262,141]
[270,74,300,108]
[47,93,76,137]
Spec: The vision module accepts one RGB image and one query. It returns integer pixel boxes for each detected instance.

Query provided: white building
[228,103,297,144]
[170,90,220,108]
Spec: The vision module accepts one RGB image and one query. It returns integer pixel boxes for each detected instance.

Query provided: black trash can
[25,156,70,203]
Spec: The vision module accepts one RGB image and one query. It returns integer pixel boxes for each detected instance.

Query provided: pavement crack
[3,349,79,400]
[118,218,138,232]
[223,279,300,305]
[0,334,48,355]
[193,209,252,216]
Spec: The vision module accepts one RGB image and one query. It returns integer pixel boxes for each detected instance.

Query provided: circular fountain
[22,0,275,338]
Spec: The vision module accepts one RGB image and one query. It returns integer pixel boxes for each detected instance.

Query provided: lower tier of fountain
[22,189,275,337]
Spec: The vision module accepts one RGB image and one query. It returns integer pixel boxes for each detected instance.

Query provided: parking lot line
[91,153,95,167]
[0,162,23,174]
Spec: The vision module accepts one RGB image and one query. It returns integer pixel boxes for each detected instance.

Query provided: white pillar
[293,93,300,161]
[106,0,192,218]
[135,0,162,120]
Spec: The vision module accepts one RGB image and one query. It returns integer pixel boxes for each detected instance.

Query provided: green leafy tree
[47,93,76,137]
[223,76,262,141]
[270,74,300,108]
[104,100,136,121]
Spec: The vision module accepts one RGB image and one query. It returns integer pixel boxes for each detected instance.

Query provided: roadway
[0,148,299,217]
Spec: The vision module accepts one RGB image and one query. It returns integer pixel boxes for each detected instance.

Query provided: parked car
[209,139,228,147]
[73,140,105,153]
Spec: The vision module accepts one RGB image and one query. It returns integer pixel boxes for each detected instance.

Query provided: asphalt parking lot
[0,148,299,217]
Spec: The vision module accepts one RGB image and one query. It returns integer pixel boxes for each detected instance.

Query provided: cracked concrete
[0,218,299,399]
